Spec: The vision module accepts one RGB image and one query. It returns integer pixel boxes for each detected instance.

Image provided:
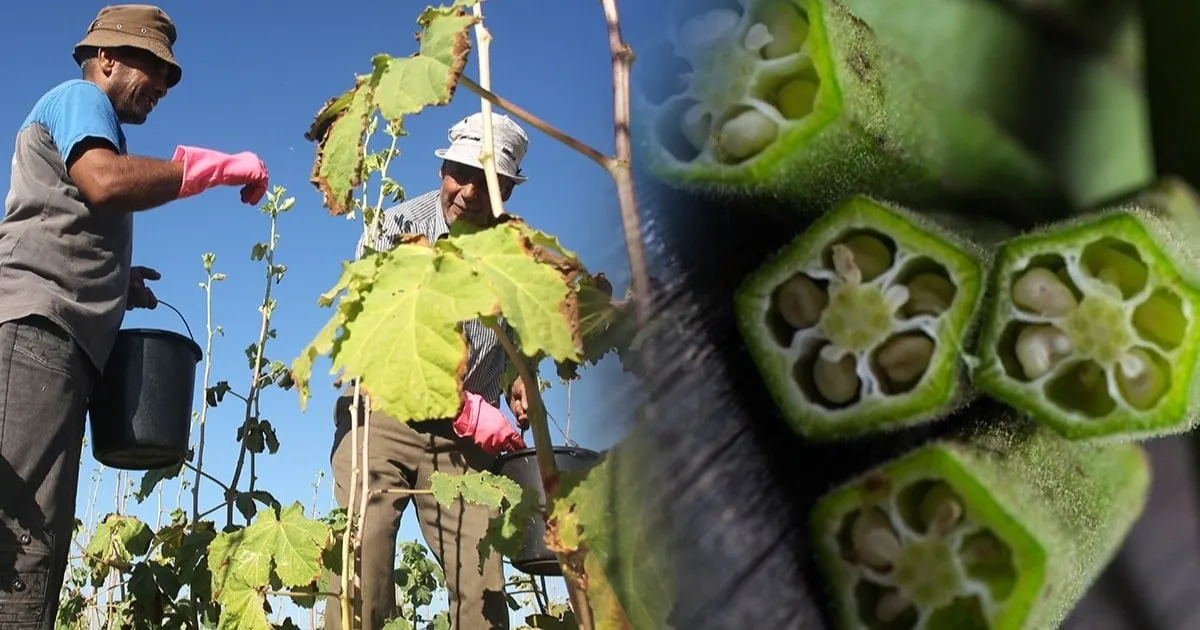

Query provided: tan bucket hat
[73,5,182,88]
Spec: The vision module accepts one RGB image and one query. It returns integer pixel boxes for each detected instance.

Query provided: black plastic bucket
[493,445,604,576]
[88,311,202,470]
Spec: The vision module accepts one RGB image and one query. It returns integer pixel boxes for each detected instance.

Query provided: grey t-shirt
[0,79,132,371]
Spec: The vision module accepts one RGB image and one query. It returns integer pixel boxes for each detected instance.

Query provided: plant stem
[486,321,595,627]
[351,394,373,612]
[269,590,341,599]
[486,321,558,493]
[182,461,229,491]
[192,271,216,524]
[458,75,613,170]
[599,0,653,331]
[341,380,363,630]
[469,3,509,220]
[226,211,281,528]
[370,488,433,496]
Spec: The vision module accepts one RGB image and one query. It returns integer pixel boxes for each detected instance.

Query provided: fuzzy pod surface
[734,195,988,440]
[809,416,1150,630]
[837,0,1154,213]
[637,0,1058,220]
[973,206,1200,441]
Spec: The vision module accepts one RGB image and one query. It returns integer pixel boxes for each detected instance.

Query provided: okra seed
[876,591,911,623]
[813,353,859,404]
[839,234,893,282]
[775,77,818,119]
[916,483,963,536]
[775,273,827,329]
[744,23,774,53]
[756,1,809,59]
[875,333,935,386]
[1116,348,1169,410]
[902,273,956,317]
[1080,239,1148,299]
[1132,289,1188,350]
[851,507,901,569]
[1014,324,1072,380]
[714,108,778,162]
[1012,267,1078,317]
[676,8,742,57]
[680,103,713,151]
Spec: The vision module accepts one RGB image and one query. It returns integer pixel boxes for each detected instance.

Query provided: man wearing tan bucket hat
[0,5,269,627]
[324,112,534,630]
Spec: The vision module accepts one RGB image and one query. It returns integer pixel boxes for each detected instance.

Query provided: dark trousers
[324,393,510,630]
[0,316,95,630]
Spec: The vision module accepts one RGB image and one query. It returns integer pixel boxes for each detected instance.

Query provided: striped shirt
[354,189,511,407]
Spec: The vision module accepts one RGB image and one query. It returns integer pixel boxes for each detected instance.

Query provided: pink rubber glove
[452,392,527,456]
[172,145,269,205]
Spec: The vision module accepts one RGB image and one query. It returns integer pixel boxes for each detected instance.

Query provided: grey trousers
[0,316,95,630]
[324,392,510,630]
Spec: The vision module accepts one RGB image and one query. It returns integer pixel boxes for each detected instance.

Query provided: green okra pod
[810,414,1150,630]
[837,0,1153,212]
[637,0,1059,220]
[735,196,989,440]
[973,205,1200,440]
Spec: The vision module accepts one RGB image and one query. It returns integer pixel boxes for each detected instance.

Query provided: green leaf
[135,460,184,503]
[452,223,581,362]
[372,5,478,123]
[549,437,675,629]
[85,514,154,582]
[292,256,384,411]
[215,576,270,630]
[478,485,540,571]
[208,503,331,627]
[327,243,500,421]
[428,470,522,510]
[308,78,375,216]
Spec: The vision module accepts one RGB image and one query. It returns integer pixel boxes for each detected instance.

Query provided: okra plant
[735,196,987,440]
[288,1,668,629]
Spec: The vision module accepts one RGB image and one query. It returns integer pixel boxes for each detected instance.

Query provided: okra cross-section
[652,0,829,168]
[810,421,1149,630]
[974,210,1200,440]
[638,0,1056,219]
[734,196,986,440]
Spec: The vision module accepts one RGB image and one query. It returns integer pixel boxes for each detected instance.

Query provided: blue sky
[0,0,666,624]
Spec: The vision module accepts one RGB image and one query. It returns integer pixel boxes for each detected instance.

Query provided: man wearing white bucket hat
[325,112,531,630]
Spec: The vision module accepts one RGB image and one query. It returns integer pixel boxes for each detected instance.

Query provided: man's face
[97,47,170,125]
[439,160,516,226]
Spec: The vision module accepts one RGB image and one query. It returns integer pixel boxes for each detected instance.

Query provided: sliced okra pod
[974,207,1200,440]
[810,417,1150,630]
[637,0,1057,220]
[734,196,988,440]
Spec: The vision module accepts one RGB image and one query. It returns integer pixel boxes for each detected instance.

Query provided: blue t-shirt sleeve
[32,81,123,165]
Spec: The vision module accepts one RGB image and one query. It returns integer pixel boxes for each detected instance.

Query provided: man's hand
[172,146,270,205]
[452,393,527,456]
[127,266,160,310]
[507,377,530,430]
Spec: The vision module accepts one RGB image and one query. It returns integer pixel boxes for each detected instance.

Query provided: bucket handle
[153,299,198,346]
